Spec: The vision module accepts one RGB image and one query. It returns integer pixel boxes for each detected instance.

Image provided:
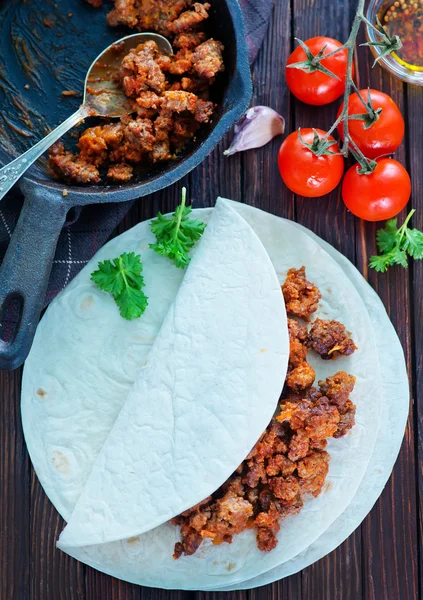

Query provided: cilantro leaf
[391,247,409,268]
[91,252,148,320]
[404,228,423,259]
[376,218,398,253]
[117,285,149,320]
[369,251,395,273]
[150,187,206,268]
[370,209,423,273]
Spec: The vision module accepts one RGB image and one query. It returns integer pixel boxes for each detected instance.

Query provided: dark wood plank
[353,17,419,600]
[249,572,303,600]
[405,81,423,600]
[0,370,30,600]
[241,0,294,218]
[30,477,85,600]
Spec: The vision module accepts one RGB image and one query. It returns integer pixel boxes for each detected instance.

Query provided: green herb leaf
[370,209,423,273]
[404,228,423,259]
[91,252,148,320]
[369,252,395,273]
[391,247,409,268]
[150,187,206,268]
[375,218,398,253]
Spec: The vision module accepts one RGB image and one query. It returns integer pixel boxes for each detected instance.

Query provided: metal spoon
[0,33,173,199]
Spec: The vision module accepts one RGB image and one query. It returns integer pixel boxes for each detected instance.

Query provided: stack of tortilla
[21,199,409,590]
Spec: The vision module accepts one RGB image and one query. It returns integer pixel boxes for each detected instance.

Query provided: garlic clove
[224,106,285,156]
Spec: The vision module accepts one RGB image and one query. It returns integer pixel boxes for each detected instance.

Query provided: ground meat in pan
[106,162,133,181]
[174,31,207,49]
[192,39,225,79]
[49,142,101,184]
[50,2,224,184]
[282,267,322,320]
[106,0,214,39]
[107,0,139,28]
[307,318,357,360]
[167,2,211,33]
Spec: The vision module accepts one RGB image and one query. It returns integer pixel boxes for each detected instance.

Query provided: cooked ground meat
[161,90,198,112]
[106,0,214,39]
[195,99,215,123]
[288,318,309,368]
[151,139,172,161]
[167,2,211,33]
[282,267,322,320]
[192,39,225,79]
[107,0,194,33]
[174,31,207,49]
[318,371,356,409]
[107,162,133,181]
[49,142,101,184]
[334,400,357,438]
[107,0,139,28]
[307,318,357,360]
[119,41,167,96]
[50,2,223,184]
[165,49,194,75]
[173,367,356,559]
[304,397,340,440]
[286,362,316,392]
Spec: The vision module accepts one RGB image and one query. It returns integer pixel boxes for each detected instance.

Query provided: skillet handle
[0,188,68,370]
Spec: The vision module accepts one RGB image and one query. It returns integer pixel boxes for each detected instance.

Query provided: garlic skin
[224,106,285,156]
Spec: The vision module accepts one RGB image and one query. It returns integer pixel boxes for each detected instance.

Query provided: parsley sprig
[369,210,423,273]
[149,187,206,268]
[91,252,148,320]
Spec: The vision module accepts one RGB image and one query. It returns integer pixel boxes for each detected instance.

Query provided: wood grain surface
[0,0,421,598]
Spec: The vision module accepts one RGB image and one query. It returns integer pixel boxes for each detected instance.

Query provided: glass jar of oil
[366,0,423,84]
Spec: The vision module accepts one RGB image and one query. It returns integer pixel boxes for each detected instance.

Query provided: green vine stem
[289,0,402,173]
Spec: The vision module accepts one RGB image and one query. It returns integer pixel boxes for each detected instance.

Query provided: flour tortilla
[22,200,382,589]
[39,199,290,548]
[215,213,409,591]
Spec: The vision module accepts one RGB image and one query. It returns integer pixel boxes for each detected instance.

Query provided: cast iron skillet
[0,0,252,370]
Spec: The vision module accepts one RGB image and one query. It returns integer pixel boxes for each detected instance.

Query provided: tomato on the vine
[337,90,404,159]
[286,37,354,106]
[278,128,344,197]
[342,158,411,221]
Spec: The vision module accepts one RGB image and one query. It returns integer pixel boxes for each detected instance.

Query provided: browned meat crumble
[51,1,224,183]
[172,268,358,559]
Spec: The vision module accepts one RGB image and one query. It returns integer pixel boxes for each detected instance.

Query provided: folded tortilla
[22,200,383,588]
[27,198,289,548]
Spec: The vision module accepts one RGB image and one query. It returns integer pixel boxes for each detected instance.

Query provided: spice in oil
[381,0,423,69]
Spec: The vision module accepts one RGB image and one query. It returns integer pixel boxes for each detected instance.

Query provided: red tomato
[286,37,354,106]
[278,128,344,197]
[342,158,411,221]
[337,90,404,159]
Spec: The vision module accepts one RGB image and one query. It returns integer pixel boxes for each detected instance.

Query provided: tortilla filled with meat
[216,215,408,591]
[22,200,382,589]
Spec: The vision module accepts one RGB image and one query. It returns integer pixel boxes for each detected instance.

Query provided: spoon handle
[0,105,89,200]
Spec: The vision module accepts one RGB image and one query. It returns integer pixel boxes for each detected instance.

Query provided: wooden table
[1,0,421,598]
